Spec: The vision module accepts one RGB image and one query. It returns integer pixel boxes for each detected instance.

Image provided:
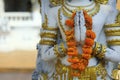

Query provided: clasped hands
[74,11,86,45]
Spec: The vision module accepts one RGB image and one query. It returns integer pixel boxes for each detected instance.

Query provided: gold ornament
[93,42,101,56]
[62,3,100,18]
[111,69,120,79]
[95,0,108,4]
[104,29,120,36]
[53,43,66,58]
[40,32,57,39]
[39,40,56,45]
[97,45,107,59]
[49,0,63,6]
[55,60,107,80]
[107,39,120,45]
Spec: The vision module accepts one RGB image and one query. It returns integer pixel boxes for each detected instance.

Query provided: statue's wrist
[53,42,67,58]
[92,42,107,59]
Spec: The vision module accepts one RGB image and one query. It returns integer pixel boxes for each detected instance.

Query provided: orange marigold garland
[65,11,96,77]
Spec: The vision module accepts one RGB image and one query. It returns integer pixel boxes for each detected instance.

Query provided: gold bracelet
[53,45,60,57]
[40,32,57,39]
[104,23,120,28]
[104,29,120,36]
[107,39,120,45]
[93,42,101,56]
[54,43,66,57]
[97,45,106,59]
[39,40,56,45]
[60,42,67,54]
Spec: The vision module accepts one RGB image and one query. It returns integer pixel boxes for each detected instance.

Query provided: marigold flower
[82,54,91,60]
[82,47,92,54]
[65,19,74,28]
[78,63,85,71]
[65,10,95,77]
[71,63,79,69]
[85,38,94,46]
[67,41,76,47]
[86,30,96,39]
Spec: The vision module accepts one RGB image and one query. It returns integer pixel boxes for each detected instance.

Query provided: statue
[32,0,120,80]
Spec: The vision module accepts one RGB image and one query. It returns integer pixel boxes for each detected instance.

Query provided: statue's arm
[104,15,120,79]
[39,9,58,61]
[39,7,66,61]
[104,11,120,63]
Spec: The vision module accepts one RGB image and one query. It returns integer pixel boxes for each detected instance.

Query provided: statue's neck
[67,0,93,6]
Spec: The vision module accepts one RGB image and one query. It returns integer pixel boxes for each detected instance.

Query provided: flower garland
[65,10,96,76]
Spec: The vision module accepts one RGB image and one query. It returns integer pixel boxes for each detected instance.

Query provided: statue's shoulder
[100,4,112,15]
[49,6,61,16]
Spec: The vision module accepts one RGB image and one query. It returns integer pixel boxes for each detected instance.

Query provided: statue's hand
[74,11,86,45]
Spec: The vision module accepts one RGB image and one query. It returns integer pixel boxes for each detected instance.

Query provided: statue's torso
[39,3,119,80]
[56,4,111,67]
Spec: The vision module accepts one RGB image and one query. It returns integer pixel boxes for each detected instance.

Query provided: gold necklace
[62,3,100,18]
[63,3,96,13]
[65,1,94,8]
[63,1,96,13]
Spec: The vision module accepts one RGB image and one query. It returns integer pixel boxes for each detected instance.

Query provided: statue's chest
[57,5,110,41]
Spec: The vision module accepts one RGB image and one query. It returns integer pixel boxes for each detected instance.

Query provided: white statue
[32,0,120,80]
